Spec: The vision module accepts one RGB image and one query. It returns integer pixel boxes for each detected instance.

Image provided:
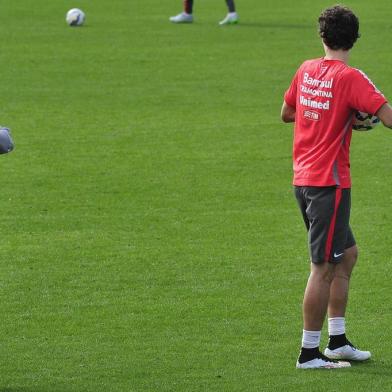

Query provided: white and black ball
[66,8,86,26]
[352,111,380,131]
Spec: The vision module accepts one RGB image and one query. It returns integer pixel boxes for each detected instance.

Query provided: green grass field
[0,0,392,390]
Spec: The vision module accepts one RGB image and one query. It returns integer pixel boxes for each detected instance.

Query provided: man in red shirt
[282,5,392,369]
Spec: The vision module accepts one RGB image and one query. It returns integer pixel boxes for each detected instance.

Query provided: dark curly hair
[318,5,360,50]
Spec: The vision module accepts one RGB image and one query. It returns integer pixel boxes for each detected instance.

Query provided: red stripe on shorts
[325,188,342,262]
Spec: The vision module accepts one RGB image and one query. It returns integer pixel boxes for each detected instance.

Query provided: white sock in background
[328,317,345,336]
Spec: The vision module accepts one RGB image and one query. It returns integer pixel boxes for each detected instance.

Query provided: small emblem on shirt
[303,110,320,121]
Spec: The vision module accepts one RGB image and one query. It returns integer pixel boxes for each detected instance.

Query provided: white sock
[301,330,321,349]
[328,317,345,336]
[228,12,237,17]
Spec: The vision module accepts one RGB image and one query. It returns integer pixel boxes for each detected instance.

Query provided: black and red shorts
[294,186,356,264]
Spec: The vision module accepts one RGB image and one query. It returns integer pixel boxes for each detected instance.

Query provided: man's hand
[281,101,296,123]
[376,103,392,129]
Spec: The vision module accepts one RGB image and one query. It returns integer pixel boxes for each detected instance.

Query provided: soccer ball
[66,8,85,26]
[352,111,380,131]
[0,127,14,154]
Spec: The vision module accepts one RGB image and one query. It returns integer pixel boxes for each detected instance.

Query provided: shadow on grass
[350,359,392,375]
[236,22,313,29]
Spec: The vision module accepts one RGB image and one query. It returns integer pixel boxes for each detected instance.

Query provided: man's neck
[323,44,350,64]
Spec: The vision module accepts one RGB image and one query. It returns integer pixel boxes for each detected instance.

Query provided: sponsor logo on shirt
[300,96,330,110]
[303,110,320,121]
[300,72,334,112]
[303,72,334,88]
[300,85,333,98]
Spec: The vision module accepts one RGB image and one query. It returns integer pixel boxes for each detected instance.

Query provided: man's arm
[376,103,392,129]
[281,101,296,123]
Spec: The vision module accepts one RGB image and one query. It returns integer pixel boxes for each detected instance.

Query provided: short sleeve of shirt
[284,68,300,108]
[346,69,387,115]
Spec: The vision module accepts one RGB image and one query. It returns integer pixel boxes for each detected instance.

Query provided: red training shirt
[284,58,387,188]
